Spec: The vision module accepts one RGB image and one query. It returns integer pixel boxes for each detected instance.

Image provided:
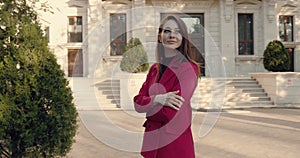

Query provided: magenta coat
[134,55,199,158]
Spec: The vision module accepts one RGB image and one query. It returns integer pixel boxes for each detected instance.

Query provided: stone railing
[250,72,300,107]
[116,72,147,110]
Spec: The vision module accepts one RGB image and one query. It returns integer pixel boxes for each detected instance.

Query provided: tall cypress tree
[0,0,78,157]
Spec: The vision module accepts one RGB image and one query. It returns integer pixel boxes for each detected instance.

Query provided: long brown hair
[155,14,200,76]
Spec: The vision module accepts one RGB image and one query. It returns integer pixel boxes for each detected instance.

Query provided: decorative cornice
[151,0,215,9]
[281,0,297,8]
[66,0,87,8]
[235,0,262,5]
[102,0,132,5]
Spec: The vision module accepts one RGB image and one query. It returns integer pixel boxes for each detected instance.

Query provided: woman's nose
[169,31,176,38]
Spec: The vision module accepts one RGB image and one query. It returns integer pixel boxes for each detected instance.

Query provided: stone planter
[115,72,147,111]
[250,72,300,107]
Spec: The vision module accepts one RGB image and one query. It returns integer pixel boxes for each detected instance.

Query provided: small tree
[120,38,149,73]
[0,0,77,157]
[263,40,290,72]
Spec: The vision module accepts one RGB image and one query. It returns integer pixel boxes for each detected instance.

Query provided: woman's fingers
[174,94,185,102]
[165,91,185,110]
[166,102,180,110]
[168,99,181,107]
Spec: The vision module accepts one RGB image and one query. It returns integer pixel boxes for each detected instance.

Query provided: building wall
[36,0,300,78]
[276,0,300,72]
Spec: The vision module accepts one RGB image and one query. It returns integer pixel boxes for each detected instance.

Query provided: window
[68,16,83,43]
[110,14,126,56]
[68,49,83,77]
[238,14,253,55]
[279,16,293,42]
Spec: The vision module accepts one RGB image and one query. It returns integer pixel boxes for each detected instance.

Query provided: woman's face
[160,19,183,50]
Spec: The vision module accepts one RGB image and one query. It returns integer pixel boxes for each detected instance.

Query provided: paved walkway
[67,108,300,158]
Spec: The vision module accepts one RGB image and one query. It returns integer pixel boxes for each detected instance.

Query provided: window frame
[67,16,83,43]
[279,15,294,42]
[110,13,127,56]
[238,13,254,55]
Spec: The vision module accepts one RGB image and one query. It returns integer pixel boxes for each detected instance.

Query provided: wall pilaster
[220,0,235,77]
[263,0,277,48]
[131,0,146,41]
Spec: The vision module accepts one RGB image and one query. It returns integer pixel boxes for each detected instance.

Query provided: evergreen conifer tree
[0,0,77,157]
[120,38,149,73]
[263,40,290,72]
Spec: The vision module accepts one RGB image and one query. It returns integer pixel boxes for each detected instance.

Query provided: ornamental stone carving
[224,0,233,22]
[266,0,275,22]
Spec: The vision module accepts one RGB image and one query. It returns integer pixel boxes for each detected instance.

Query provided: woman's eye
[163,29,181,35]
[163,29,171,33]
[174,30,181,34]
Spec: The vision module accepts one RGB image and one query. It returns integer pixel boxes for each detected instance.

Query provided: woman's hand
[154,90,185,110]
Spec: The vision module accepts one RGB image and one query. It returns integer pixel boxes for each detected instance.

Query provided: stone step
[100,89,121,95]
[226,97,270,102]
[194,92,268,97]
[225,92,268,97]
[98,85,120,90]
[226,101,274,108]
[199,78,255,82]
[73,92,99,98]
[75,105,121,111]
[96,94,120,100]
[226,81,258,84]
[197,96,271,102]
[196,101,275,110]
[95,79,121,109]
[199,81,258,85]
[241,88,265,93]
[95,80,120,85]
[97,99,120,104]
[199,88,265,93]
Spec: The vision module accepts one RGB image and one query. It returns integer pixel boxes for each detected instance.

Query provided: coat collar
[157,54,183,84]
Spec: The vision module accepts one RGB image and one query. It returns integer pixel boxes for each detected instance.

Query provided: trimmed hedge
[263,40,290,72]
[120,38,149,73]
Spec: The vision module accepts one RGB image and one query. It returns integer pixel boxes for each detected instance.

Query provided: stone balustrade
[250,72,300,107]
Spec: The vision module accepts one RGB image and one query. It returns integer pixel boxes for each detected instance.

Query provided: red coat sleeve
[161,62,199,123]
[144,62,199,125]
[134,65,157,113]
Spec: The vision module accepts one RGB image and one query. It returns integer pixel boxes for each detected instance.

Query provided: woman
[134,15,200,158]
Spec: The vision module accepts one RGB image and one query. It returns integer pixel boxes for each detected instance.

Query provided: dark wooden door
[68,49,83,77]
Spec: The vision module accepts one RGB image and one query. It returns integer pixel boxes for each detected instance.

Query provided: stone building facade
[37,0,300,78]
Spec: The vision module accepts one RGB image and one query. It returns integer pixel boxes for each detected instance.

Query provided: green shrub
[0,1,77,157]
[120,38,149,73]
[263,40,290,72]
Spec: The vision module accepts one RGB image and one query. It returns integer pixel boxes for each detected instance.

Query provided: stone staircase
[95,79,121,109]
[70,78,120,110]
[193,77,275,110]
[72,77,275,110]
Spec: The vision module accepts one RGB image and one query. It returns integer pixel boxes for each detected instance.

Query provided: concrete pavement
[67,108,300,158]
